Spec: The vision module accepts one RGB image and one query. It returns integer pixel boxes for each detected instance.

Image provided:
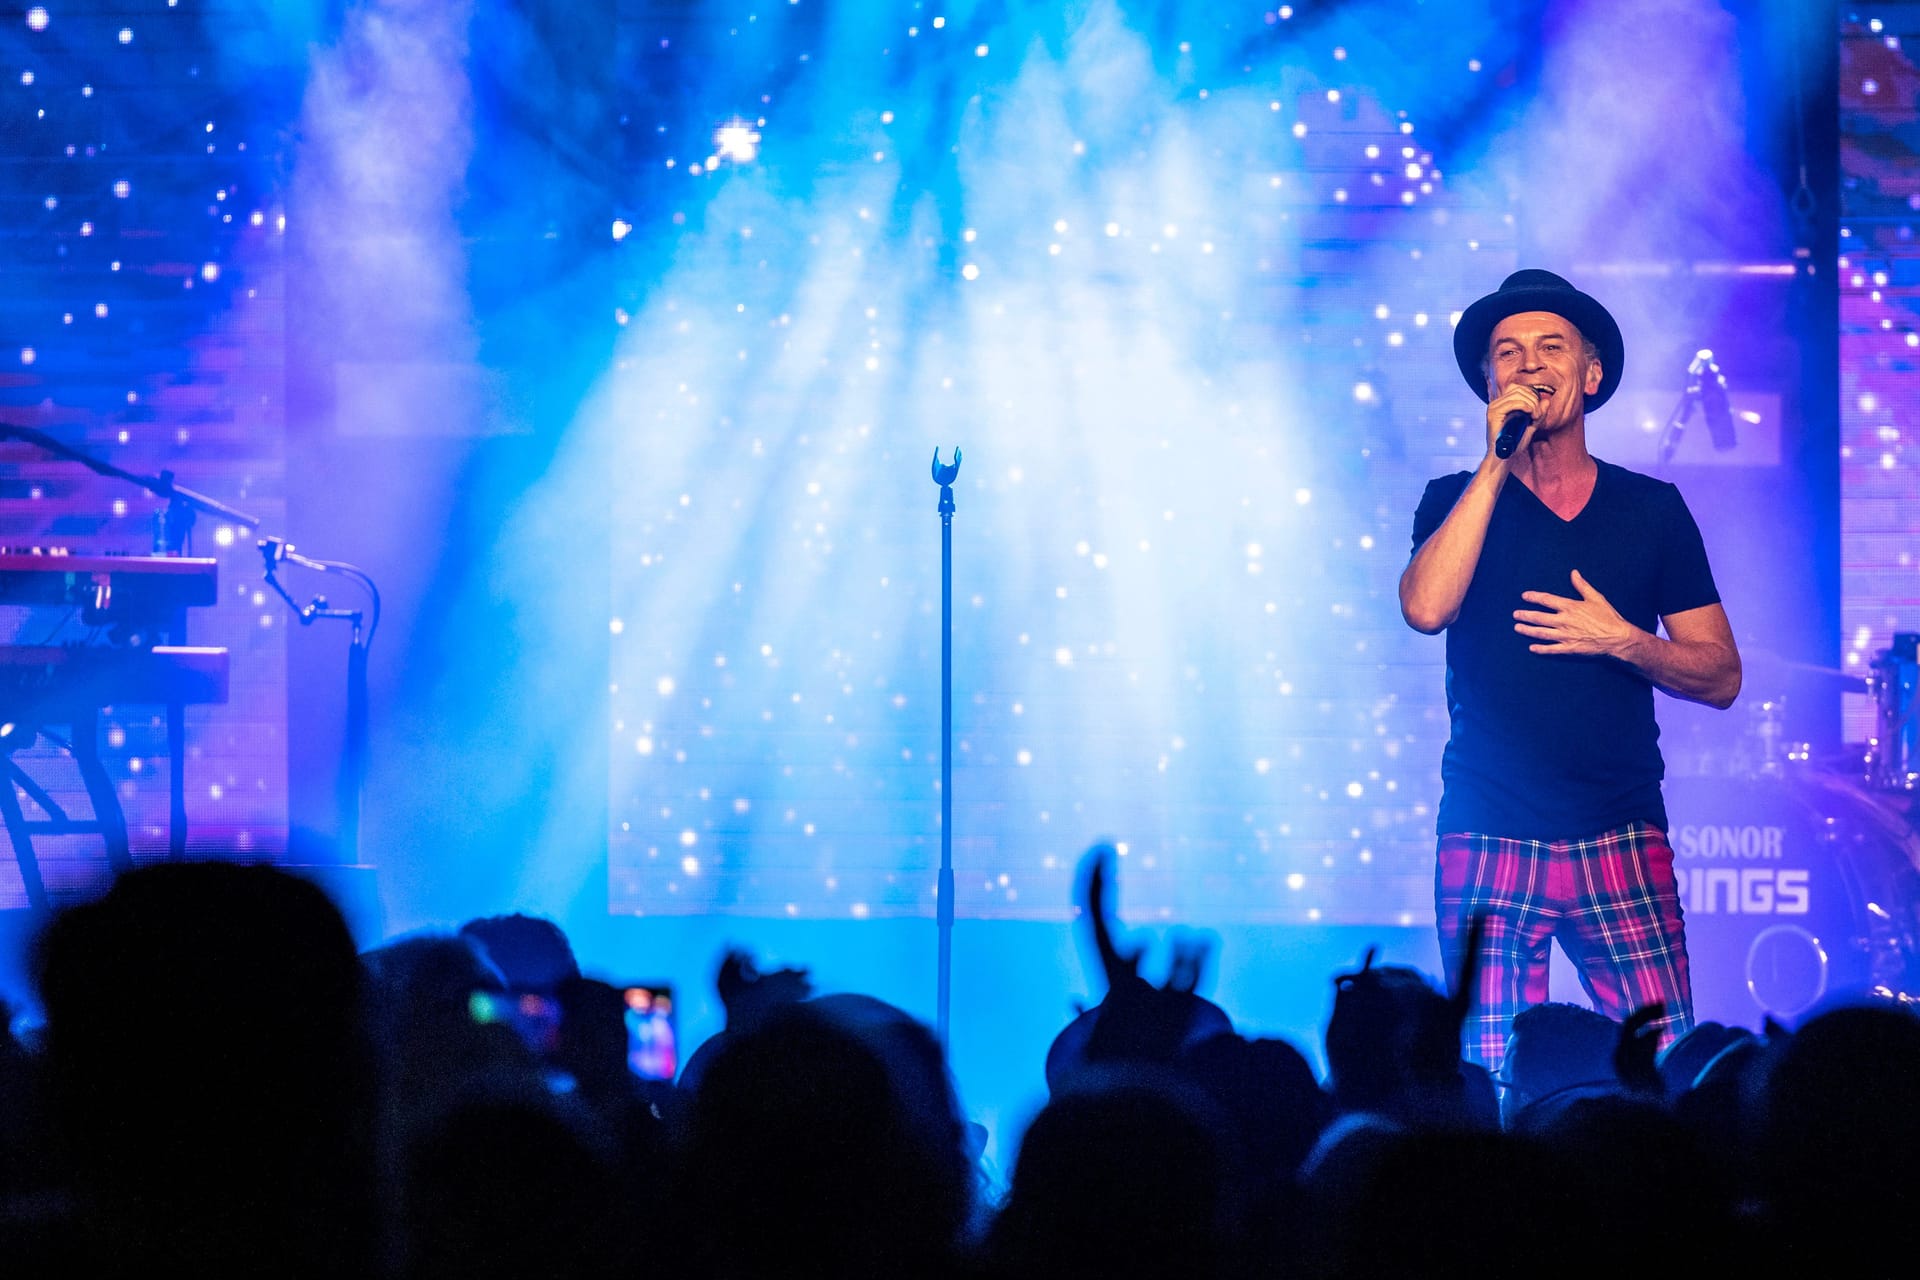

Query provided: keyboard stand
[168,700,187,862]
[1,706,134,910]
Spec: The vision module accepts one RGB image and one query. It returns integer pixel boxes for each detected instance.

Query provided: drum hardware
[1866,633,1920,792]
[1745,924,1828,1017]
[1750,696,1788,778]
[1659,646,1920,1019]
[1708,650,1867,782]
[1666,771,1920,1025]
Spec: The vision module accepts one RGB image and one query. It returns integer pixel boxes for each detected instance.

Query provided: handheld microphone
[1493,409,1531,459]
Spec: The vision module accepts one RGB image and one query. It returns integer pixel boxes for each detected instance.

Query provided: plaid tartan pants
[1435,822,1694,1070]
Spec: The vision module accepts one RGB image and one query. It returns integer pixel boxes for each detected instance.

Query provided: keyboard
[0,644,229,712]
[0,551,219,624]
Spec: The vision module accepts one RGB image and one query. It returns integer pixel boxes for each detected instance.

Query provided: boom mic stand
[259,538,382,867]
[0,419,261,556]
[1655,349,1735,472]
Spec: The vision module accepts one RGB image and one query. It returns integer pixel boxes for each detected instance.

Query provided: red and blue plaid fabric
[1435,822,1694,1071]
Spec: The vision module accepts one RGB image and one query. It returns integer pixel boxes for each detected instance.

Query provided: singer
[1398,269,1742,1069]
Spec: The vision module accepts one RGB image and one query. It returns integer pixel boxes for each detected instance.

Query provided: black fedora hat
[1452,268,1624,411]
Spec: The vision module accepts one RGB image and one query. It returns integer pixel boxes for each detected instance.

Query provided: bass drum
[1663,772,1920,1025]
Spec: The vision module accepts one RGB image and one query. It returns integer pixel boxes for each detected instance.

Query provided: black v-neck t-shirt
[1411,459,1721,840]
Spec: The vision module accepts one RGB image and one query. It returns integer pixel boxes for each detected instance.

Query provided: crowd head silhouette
[1,848,1915,1278]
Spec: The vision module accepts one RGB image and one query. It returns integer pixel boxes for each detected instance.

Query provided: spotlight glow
[714,119,761,163]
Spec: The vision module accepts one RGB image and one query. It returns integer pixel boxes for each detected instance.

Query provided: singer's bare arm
[1513,572,1742,708]
[1398,458,1509,634]
[1399,382,1544,634]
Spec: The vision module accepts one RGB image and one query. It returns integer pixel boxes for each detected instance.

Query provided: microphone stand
[1655,351,1718,473]
[930,447,962,1050]
[260,538,382,867]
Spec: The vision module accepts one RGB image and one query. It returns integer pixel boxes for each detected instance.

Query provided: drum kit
[1667,634,1920,1026]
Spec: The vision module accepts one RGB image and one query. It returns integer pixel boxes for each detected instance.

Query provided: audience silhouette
[26,863,376,1278]
[0,847,1913,1278]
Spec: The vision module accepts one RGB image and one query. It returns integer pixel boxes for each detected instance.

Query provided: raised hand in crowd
[1058,844,1227,1080]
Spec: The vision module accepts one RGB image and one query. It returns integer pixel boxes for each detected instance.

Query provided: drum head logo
[1672,823,1808,916]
